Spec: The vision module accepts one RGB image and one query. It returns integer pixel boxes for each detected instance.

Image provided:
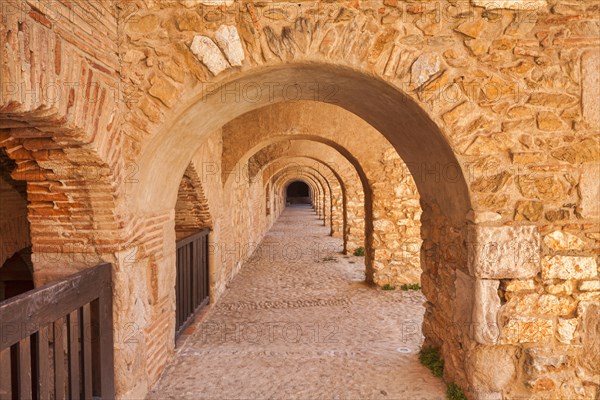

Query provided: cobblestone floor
[148,205,445,399]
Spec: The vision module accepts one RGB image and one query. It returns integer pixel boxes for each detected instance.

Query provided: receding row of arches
[3,60,566,399]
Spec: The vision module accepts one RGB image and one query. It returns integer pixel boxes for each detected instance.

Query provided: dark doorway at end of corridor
[286,181,311,205]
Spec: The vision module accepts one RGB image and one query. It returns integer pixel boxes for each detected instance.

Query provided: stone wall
[0,0,598,399]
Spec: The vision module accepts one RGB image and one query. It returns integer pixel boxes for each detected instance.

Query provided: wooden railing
[0,263,115,399]
[176,229,210,338]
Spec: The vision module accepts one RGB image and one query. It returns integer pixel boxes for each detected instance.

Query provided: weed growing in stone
[382,283,395,290]
[400,283,421,291]
[353,247,365,256]
[321,256,337,262]
[446,383,467,400]
[419,347,444,378]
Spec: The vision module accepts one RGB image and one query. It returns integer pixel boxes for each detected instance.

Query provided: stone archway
[256,151,355,245]
[266,157,346,239]
[220,108,421,284]
[131,63,474,396]
[3,2,597,398]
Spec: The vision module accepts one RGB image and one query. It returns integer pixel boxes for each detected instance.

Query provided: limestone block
[215,25,245,67]
[556,318,578,344]
[502,293,576,317]
[181,0,233,6]
[578,164,600,219]
[148,76,178,108]
[373,219,395,231]
[474,393,502,400]
[543,231,585,251]
[582,50,600,129]
[546,280,575,295]
[514,200,543,222]
[527,92,578,108]
[526,348,569,374]
[454,269,474,323]
[466,210,502,224]
[473,279,501,344]
[190,35,230,75]
[467,345,517,392]
[410,53,442,89]
[541,255,598,280]
[517,175,569,202]
[127,14,159,34]
[455,19,486,39]
[472,0,547,10]
[551,138,600,164]
[501,317,553,344]
[577,304,600,383]
[537,111,565,131]
[579,280,600,291]
[468,225,540,279]
[505,279,535,292]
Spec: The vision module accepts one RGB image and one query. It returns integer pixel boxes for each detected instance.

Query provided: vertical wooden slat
[67,310,80,399]
[199,236,205,302]
[17,337,32,399]
[81,305,93,400]
[175,247,179,330]
[178,247,183,328]
[184,244,190,324]
[191,239,196,310]
[54,318,66,400]
[98,277,115,398]
[204,234,209,301]
[36,325,50,400]
[176,247,181,329]
[185,243,190,322]
[0,347,11,400]
[193,238,198,310]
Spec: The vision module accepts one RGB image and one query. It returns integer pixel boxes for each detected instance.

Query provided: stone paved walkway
[148,205,446,399]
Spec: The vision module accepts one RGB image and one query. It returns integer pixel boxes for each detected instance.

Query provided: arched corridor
[149,205,445,399]
[1,2,599,399]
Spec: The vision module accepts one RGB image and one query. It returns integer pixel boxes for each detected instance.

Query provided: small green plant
[419,347,444,378]
[446,383,467,400]
[382,283,395,290]
[353,247,365,256]
[400,283,421,291]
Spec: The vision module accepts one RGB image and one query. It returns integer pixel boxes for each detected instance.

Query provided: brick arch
[0,1,127,285]
[174,163,213,240]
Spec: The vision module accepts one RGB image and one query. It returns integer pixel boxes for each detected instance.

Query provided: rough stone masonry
[0,0,598,399]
